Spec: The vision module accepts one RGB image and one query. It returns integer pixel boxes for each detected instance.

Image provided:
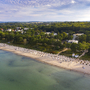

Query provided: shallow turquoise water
[0,50,90,90]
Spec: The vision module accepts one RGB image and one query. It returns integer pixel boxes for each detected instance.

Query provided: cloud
[71,0,76,3]
[0,0,90,21]
[1,0,90,7]
[0,0,71,7]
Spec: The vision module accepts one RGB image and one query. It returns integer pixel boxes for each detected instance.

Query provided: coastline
[0,45,90,75]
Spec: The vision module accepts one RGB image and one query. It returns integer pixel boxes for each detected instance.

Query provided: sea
[0,50,90,90]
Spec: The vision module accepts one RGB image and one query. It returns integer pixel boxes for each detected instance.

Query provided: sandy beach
[0,43,90,75]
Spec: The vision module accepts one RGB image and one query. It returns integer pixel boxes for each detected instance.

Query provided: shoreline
[0,44,90,75]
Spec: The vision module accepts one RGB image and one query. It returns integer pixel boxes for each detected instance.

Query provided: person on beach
[82,66,85,69]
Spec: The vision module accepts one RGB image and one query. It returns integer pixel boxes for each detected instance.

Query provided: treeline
[0,30,71,53]
[1,22,90,34]
[0,22,90,53]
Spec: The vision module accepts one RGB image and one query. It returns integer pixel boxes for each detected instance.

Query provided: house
[54,33,57,36]
[73,33,84,40]
[45,32,51,35]
[16,27,21,30]
[68,40,78,44]
[7,29,12,32]
[12,30,14,31]
[17,29,23,32]
[1,28,4,31]
[46,24,49,26]
[73,33,84,36]
[72,53,75,57]
[45,32,57,36]
[21,30,24,34]
[24,28,29,30]
[14,30,17,32]
[30,28,33,29]
[66,33,69,35]
[17,30,21,32]
[16,27,24,33]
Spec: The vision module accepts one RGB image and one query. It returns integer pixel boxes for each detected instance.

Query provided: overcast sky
[0,0,90,21]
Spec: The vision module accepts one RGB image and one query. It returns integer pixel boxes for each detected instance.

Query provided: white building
[54,33,57,36]
[7,29,12,32]
[17,29,23,33]
[68,40,78,44]
[24,28,29,30]
[30,28,33,29]
[16,27,21,30]
[73,33,84,36]
[66,33,69,35]
[45,32,57,36]
[73,33,84,40]
[45,32,51,35]
[17,30,21,32]
[72,53,75,57]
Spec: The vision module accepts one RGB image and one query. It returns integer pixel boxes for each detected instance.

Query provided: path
[73,34,77,40]
[57,48,69,55]
[78,50,88,59]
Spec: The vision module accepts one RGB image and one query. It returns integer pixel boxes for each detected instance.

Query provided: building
[72,53,75,57]
[16,27,21,30]
[68,40,78,44]
[66,33,69,35]
[45,32,57,36]
[45,32,51,35]
[30,28,33,29]
[73,33,84,40]
[1,28,4,31]
[21,30,24,34]
[17,30,21,32]
[6,29,12,32]
[54,33,57,36]
[16,27,24,33]
[24,28,29,30]
[73,33,84,36]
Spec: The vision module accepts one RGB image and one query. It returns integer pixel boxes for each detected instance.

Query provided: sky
[0,0,90,21]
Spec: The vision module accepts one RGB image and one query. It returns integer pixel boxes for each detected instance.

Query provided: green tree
[86,34,90,42]
[18,37,23,43]
[66,43,71,48]
[88,48,90,54]
[79,35,87,42]
[23,39,27,45]
[70,43,78,52]
[78,42,90,51]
